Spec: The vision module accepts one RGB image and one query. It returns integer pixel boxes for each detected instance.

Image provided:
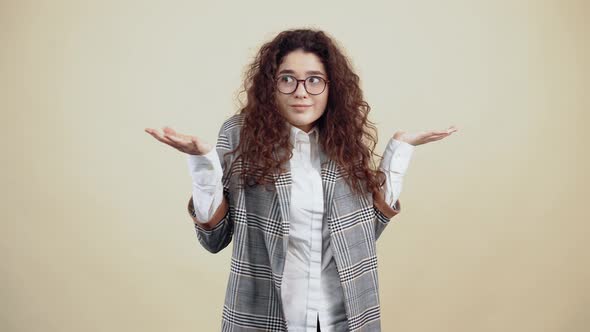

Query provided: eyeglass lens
[277,75,326,95]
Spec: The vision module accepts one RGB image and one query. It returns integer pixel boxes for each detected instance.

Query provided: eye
[279,75,295,83]
[307,76,322,84]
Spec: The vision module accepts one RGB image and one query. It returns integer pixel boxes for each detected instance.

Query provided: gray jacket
[192,113,401,331]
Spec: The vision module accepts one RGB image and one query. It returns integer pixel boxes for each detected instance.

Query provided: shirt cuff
[380,138,415,175]
[186,148,223,191]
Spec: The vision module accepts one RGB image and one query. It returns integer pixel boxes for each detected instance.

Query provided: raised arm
[145,122,236,253]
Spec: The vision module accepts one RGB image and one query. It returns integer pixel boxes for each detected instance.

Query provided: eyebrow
[277,69,327,77]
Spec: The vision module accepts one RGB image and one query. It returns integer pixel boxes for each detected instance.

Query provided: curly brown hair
[229,28,385,196]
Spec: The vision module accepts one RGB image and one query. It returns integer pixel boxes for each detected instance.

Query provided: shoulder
[217,113,245,150]
[221,113,245,133]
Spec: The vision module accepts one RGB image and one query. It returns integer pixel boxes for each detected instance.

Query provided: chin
[288,116,316,127]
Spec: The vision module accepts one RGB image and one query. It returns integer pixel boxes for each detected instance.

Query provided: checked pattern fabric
[192,113,401,331]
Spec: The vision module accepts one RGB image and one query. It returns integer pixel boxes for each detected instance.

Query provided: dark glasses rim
[275,75,330,95]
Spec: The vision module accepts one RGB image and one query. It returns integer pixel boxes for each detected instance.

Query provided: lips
[290,104,312,109]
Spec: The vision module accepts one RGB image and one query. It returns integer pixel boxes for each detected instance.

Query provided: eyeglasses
[275,74,329,95]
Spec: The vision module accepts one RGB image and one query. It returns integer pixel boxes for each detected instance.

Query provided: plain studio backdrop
[1,0,588,331]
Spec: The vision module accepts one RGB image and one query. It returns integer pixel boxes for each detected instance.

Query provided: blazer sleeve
[190,122,235,253]
[373,198,401,241]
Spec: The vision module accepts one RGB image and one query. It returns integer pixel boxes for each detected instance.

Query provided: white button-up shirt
[187,123,414,331]
[280,123,349,331]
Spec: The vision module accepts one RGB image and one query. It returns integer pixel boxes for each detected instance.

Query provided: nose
[293,81,308,98]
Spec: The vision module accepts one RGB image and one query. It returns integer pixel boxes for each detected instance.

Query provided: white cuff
[187,148,223,191]
[380,138,415,207]
[192,183,224,223]
[381,138,414,175]
[187,148,224,222]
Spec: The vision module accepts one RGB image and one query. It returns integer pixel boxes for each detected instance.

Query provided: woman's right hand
[144,126,213,155]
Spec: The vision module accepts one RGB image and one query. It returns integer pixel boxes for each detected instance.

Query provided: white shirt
[187,124,414,331]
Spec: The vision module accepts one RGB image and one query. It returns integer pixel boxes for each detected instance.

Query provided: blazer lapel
[319,148,339,231]
[270,155,292,251]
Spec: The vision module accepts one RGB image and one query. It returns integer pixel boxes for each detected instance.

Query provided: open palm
[393,125,458,146]
[144,126,213,155]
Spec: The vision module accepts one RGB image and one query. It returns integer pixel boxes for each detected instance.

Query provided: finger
[148,128,181,148]
[416,130,446,140]
[162,126,177,136]
[423,132,449,140]
[446,126,458,133]
[146,128,166,141]
[165,133,191,147]
[434,132,455,140]
[162,127,181,141]
[163,126,193,142]
[179,132,194,142]
[433,134,448,140]
[423,133,450,143]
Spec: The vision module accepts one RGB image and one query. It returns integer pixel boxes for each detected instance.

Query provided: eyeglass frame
[274,74,330,95]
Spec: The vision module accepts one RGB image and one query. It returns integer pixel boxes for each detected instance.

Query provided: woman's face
[275,49,329,133]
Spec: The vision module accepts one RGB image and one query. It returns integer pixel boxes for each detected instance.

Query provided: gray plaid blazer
[192,114,401,331]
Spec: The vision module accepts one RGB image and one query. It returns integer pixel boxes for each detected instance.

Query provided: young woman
[146,29,457,332]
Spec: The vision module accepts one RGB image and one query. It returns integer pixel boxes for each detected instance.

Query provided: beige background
[1,0,588,331]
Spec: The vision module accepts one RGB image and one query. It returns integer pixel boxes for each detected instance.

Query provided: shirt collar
[288,122,320,145]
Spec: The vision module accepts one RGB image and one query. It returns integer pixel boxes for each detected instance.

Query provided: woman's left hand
[393,125,458,146]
